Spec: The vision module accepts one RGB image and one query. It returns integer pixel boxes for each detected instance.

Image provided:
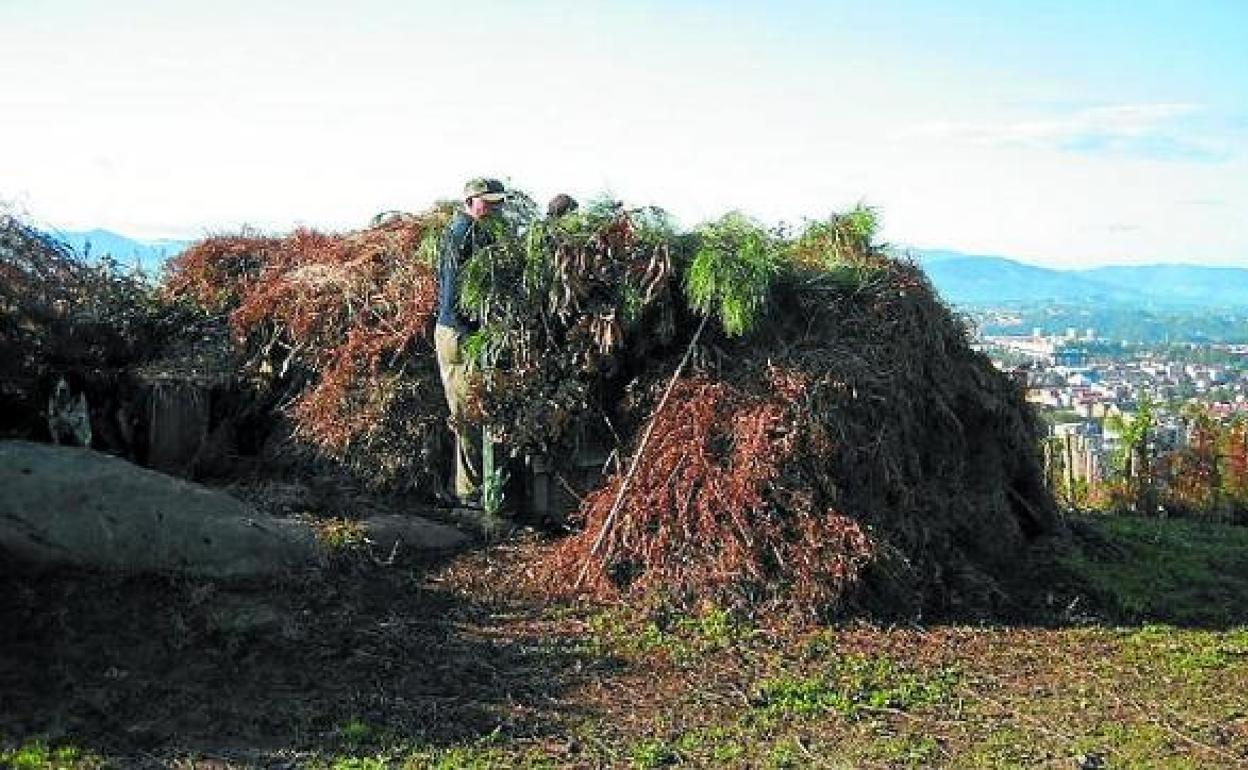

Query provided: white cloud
[900,103,1229,162]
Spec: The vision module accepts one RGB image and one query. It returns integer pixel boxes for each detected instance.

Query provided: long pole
[575,313,710,588]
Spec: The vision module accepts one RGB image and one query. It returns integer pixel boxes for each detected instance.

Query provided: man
[435,177,506,507]
[546,193,578,219]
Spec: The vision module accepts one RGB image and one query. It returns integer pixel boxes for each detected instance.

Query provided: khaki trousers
[434,324,481,500]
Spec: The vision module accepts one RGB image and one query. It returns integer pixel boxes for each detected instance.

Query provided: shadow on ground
[1012,512,1248,629]
[6,509,1248,767]
[0,546,600,766]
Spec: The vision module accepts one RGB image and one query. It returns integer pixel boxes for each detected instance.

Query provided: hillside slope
[906,248,1248,309]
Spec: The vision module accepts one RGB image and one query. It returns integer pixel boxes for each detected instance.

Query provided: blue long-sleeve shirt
[436,211,487,334]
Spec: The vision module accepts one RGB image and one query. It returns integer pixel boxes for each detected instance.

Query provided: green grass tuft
[753,655,959,721]
[1060,514,1248,625]
[0,740,101,770]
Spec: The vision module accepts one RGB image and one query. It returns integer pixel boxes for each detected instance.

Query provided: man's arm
[439,215,476,335]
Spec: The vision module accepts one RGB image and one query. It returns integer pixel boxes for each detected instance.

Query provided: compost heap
[163,196,1057,618]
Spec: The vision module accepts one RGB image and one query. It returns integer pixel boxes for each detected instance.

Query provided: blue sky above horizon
[1,0,1245,268]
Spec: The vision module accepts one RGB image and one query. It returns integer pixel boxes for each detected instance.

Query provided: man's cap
[464,178,507,202]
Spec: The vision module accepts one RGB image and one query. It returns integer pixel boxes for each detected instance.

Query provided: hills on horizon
[902,248,1248,310]
[53,228,192,274]
[47,228,1248,311]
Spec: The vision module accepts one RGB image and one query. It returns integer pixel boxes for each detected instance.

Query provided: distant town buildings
[979,329,1248,488]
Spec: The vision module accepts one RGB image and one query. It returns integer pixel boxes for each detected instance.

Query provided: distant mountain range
[52,229,192,274]
[903,248,1248,309]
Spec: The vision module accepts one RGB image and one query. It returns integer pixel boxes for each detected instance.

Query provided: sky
[1,0,1245,268]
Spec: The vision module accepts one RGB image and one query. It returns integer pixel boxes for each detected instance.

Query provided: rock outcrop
[0,441,467,577]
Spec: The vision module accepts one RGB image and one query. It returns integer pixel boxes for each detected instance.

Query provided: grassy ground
[4,513,1248,769]
[1058,514,1248,627]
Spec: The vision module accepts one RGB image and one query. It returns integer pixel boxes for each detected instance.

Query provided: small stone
[1075,752,1105,770]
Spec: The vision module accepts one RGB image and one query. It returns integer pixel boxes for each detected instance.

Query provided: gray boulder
[363,514,470,556]
[0,441,319,577]
[0,442,471,578]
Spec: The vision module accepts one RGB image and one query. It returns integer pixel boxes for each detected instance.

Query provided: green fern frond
[789,203,882,280]
[417,224,443,267]
[457,248,492,319]
[842,203,879,243]
[684,212,780,336]
[461,327,501,368]
[523,222,553,293]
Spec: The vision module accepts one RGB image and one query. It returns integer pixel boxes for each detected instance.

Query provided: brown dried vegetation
[549,251,1057,619]
[163,211,451,489]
